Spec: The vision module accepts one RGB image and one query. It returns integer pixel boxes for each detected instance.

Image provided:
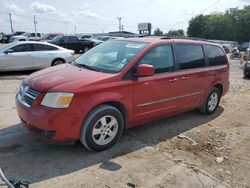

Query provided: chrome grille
[18,82,39,107]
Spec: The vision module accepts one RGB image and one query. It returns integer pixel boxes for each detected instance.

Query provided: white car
[0,41,75,71]
[9,32,43,42]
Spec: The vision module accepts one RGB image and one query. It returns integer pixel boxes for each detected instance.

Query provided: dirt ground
[0,59,249,188]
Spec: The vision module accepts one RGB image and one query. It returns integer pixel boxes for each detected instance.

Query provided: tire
[199,87,221,115]
[243,71,247,78]
[80,104,124,151]
[51,58,65,66]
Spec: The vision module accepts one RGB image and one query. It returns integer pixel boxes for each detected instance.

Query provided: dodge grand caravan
[16,37,229,151]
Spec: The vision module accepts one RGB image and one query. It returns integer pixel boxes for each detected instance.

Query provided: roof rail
[160,36,172,39]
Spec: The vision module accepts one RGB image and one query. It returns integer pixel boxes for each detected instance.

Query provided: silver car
[0,41,75,71]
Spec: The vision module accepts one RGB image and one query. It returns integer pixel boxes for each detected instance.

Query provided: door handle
[181,76,190,80]
[169,78,178,82]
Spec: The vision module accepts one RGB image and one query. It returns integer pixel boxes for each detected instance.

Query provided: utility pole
[33,15,37,35]
[74,26,76,35]
[9,13,14,33]
[117,17,122,32]
[65,22,68,34]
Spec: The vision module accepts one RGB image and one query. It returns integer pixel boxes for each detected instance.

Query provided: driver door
[2,44,33,71]
[133,44,180,123]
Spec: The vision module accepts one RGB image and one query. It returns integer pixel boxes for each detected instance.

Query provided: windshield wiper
[72,61,100,72]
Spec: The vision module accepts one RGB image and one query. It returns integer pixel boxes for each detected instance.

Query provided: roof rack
[139,35,213,42]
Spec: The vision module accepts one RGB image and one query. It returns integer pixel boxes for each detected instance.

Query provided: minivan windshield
[74,40,148,73]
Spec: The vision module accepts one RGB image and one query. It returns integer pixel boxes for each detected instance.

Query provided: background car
[0,41,74,71]
[43,33,64,41]
[87,35,111,45]
[1,31,25,43]
[79,34,93,40]
[0,32,4,43]
[87,36,124,46]
[9,32,43,42]
[49,35,94,53]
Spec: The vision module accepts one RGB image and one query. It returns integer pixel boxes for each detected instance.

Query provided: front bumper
[16,94,83,142]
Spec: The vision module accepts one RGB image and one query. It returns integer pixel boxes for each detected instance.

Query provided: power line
[159,0,221,31]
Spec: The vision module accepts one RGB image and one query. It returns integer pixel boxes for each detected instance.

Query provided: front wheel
[200,87,221,115]
[51,58,65,66]
[83,46,89,53]
[80,105,124,151]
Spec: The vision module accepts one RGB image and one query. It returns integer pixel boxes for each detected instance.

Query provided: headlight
[41,92,74,108]
[247,63,250,68]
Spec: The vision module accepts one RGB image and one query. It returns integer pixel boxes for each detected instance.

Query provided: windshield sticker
[126,44,143,48]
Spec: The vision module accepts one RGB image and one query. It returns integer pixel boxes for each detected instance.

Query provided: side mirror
[136,64,155,77]
[4,49,14,54]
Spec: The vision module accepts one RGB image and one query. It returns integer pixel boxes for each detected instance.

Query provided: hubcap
[92,115,118,145]
[84,47,89,52]
[54,60,63,66]
[208,92,218,111]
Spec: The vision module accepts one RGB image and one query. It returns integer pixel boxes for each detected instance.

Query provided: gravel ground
[0,59,249,188]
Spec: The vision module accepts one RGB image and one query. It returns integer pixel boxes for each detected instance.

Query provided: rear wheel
[51,58,65,66]
[200,87,221,115]
[80,105,124,151]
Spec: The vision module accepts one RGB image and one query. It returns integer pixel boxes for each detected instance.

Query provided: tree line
[187,5,250,42]
[153,6,250,43]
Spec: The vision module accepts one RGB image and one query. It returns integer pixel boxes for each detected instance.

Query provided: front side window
[63,37,70,43]
[138,45,174,74]
[10,44,31,52]
[30,33,36,37]
[74,41,148,73]
[176,44,205,70]
[205,45,227,66]
[51,36,63,42]
[70,37,78,42]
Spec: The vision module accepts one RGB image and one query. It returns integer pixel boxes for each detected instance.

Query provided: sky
[0,0,249,34]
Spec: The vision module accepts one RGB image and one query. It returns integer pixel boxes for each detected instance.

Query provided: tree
[187,6,250,42]
[187,14,207,38]
[167,29,185,37]
[154,28,163,36]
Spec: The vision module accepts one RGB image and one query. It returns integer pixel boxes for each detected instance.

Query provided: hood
[25,64,116,92]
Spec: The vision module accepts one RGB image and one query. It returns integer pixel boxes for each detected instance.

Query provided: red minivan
[16,37,229,151]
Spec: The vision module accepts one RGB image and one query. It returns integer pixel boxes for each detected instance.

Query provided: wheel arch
[213,83,223,96]
[86,100,128,129]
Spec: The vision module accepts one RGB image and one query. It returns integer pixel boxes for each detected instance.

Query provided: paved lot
[0,59,250,188]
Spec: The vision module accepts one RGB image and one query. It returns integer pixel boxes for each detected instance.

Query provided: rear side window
[176,44,205,70]
[138,45,174,74]
[33,44,58,51]
[11,44,31,52]
[205,45,227,66]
